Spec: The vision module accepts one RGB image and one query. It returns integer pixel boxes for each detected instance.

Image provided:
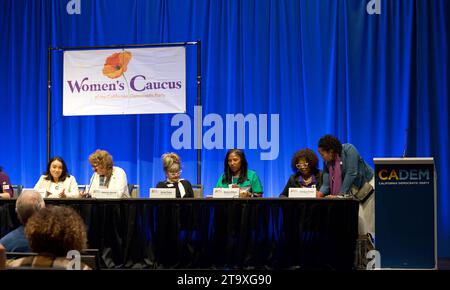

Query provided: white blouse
[87,166,129,198]
[34,175,80,198]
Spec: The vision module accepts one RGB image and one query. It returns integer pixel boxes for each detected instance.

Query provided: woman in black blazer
[156,153,194,198]
[279,148,323,197]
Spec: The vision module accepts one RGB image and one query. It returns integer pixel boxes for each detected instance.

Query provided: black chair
[80,254,97,270]
[127,184,139,198]
[192,184,203,198]
[6,252,37,259]
[81,248,101,270]
[12,185,23,197]
[6,250,98,270]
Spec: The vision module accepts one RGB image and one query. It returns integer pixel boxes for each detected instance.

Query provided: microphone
[85,173,95,198]
[402,128,408,158]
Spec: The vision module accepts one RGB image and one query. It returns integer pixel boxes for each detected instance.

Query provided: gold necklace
[304,176,312,184]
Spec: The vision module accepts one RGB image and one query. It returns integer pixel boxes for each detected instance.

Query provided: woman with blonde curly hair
[156,152,194,198]
[85,149,129,198]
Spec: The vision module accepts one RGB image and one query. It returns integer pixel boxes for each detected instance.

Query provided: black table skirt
[0,198,359,270]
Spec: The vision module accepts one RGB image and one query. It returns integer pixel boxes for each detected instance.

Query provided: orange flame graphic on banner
[102,51,132,79]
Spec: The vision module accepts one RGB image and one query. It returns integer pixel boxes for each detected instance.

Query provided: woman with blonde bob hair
[85,149,129,198]
[156,152,194,198]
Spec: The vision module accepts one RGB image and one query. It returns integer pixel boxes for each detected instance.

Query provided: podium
[374,158,437,269]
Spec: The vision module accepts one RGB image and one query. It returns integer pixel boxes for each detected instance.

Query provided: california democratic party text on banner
[63,47,186,116]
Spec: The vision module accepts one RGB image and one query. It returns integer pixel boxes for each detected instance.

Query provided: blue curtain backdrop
[1,0,449,257]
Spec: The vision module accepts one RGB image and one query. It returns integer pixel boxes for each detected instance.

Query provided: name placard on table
[91,189,121,199]
[213,188,240,198]
[288,187,316,198]
[149,188,176,198]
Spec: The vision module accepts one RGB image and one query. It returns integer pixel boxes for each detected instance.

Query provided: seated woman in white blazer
[85,149,129,198]
[34,156,80,198]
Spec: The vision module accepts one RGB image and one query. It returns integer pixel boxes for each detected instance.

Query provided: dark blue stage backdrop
[1,0,449,257]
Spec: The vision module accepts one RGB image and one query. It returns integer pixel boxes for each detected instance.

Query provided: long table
[0,198,359,270]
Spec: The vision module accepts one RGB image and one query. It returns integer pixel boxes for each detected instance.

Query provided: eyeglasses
[296,162,309,169]
[168,170,182,176]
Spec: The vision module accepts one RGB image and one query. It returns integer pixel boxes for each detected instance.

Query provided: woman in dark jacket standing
[316,134,375,236]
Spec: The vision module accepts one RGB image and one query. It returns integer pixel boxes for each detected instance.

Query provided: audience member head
[89,149,114,177]
[43,156,70,183]
[162,153,182,182]
[15,190,45,225]
[291,148,320,177]
[318,134,343,162]
[25,206,87,256]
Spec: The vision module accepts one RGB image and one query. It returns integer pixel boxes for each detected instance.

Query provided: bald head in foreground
[0,190,45,252]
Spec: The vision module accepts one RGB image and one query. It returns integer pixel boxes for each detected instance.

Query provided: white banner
[63,46,186,116]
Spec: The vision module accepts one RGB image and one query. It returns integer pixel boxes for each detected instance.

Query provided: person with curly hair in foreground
[3,206,91,270]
